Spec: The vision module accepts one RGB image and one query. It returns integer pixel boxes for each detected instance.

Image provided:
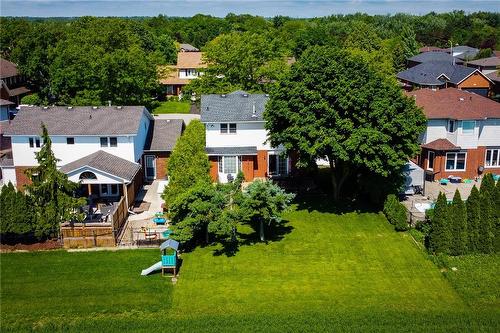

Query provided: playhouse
[140,239,179,277]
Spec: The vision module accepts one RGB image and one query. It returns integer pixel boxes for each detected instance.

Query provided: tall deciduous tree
[466,185,481,253]
[241,180,294,241]
[429,192,451,254]
[264,46,426,201]
[449,189,468,256]
[163,120,211,206]
[25,124,86,238]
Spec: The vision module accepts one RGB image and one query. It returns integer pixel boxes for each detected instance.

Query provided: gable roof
[177,52,206,69]
[179,43,199,52]
[422,139,460,151]
[4,105,151,136]
[405,88,500,120]
[467,56,500,68]
[408,52,459,65]
[201,91,269,123]
[144,119,183,151]
[486,71,500,83]
[59,150,141,182]
[0,58,19,79]
[397,62,480,86]
[160,239,179,251]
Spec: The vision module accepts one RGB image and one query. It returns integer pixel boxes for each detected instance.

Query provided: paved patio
[118,180,170,246]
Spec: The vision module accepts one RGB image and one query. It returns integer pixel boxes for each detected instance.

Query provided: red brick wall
[15,166,32,191]
[420,146,500,180]
[154,152,170,179]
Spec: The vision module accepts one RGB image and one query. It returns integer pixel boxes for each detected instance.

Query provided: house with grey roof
[1,105,183,208]
[466,56,500,75]
[407,52,463,68]
[201,91,291,183]
[397,62,493,97]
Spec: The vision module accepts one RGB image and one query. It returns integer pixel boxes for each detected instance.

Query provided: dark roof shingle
[397,62,479,86]
[0,58,19,79]
[59,150,140,182]
[205,146,258,155]
[201,91,269,123]
[4,106,151,136]
[144,119,183,151]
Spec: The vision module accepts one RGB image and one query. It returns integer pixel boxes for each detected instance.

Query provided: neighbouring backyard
[152,101,191,114]
[1,201,499,332]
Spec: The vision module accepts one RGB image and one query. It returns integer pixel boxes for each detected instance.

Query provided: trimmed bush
[429,192,451,254]
[383,194,408,231]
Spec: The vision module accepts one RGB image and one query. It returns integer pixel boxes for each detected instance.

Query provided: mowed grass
[152,101,191,114]
[1,208,499,332]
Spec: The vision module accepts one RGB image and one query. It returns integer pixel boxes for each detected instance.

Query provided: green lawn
[1,207,499,332]
[152,101,191,114]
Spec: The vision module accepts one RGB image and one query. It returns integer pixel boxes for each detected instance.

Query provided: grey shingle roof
[205,146,257,156]
[200,91,269,123]
[179,43,199,52]
[160,239,179,251]
[408,52,459,65]
[446,46,479,60]
[144,119,183,151]
[59,150,140,182]
[4,106,151,136]
[397,62,477,86]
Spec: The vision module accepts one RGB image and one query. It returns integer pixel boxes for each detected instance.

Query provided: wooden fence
[60,196,129,248]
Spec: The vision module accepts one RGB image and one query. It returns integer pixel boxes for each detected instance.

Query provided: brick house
[201,91,292,183]
[0,58,31,107]
[407,88,500,181]
[0,106,183,206]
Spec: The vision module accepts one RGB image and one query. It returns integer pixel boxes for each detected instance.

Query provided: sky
[1,0,499,18]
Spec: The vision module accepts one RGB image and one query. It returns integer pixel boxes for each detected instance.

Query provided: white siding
[66,167,124,184]
[10,135,136,166]
[1,167,17,186]
[478,118,500,147]
[133,113,151,162]
[205,122,272,150]
[424,120,451,144]
[456,120,479,149]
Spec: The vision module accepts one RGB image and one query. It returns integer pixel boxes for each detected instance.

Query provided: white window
[100,184,119,196]
[100,137,117,147]
[447,120,457,133]
[220,123,236,134]
[461,120,475,134]
[269,154,289,176]
[427,151,435,170]
[218,156,241,174]
[485,148,500,167]
[445,152,466,171]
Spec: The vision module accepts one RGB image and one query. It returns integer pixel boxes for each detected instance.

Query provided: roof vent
[166,119,171,123]
[43,106,49,110]
[243,93,249,97]
[221,94,226,98]
[251,102,257,118]
[265,94,269,97]
[116,106,122,109]
[67,106,73,110]
[92,106,98,109]
[459,97,465,101]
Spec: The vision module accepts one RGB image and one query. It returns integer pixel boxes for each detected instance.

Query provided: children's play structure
[141,239,179,277]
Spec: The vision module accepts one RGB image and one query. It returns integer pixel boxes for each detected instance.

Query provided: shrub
[429,192,451,254]
[383,194,408,231]
[449,189,468,256]
[20,93,41,105]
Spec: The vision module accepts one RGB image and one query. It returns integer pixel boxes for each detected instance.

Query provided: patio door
[145,155,156,180]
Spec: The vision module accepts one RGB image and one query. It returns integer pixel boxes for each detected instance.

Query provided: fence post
[93,230,97,247]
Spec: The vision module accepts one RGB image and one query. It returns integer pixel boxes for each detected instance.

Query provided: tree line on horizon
[0,11,498,107]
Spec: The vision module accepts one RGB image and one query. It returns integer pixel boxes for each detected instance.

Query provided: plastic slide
[141,261,162,276]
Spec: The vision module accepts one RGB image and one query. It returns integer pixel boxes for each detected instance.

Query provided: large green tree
[264,46,426,201]
[466,185,481,253]
[449,189,468,256]
[25,124,86,238]
[162,120,211,206]
[241,180,295,241]
[429,192,451,254]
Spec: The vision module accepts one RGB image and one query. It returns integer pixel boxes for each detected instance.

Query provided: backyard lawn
[1,205,499,332]
[152,101,191,114]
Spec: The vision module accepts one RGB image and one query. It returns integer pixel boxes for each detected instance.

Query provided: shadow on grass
[294,193,377,215]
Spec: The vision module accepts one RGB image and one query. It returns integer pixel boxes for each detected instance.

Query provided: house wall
[478,118,500,146]
[14,166,31,190]
[133,113,151,162]
[0,105,9,121]
[457,72,490,90]
[205,121,271,150]
[1,166,16,186]
[143,151,170,180]
[421,146,500,180]
[10,135,136,167]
